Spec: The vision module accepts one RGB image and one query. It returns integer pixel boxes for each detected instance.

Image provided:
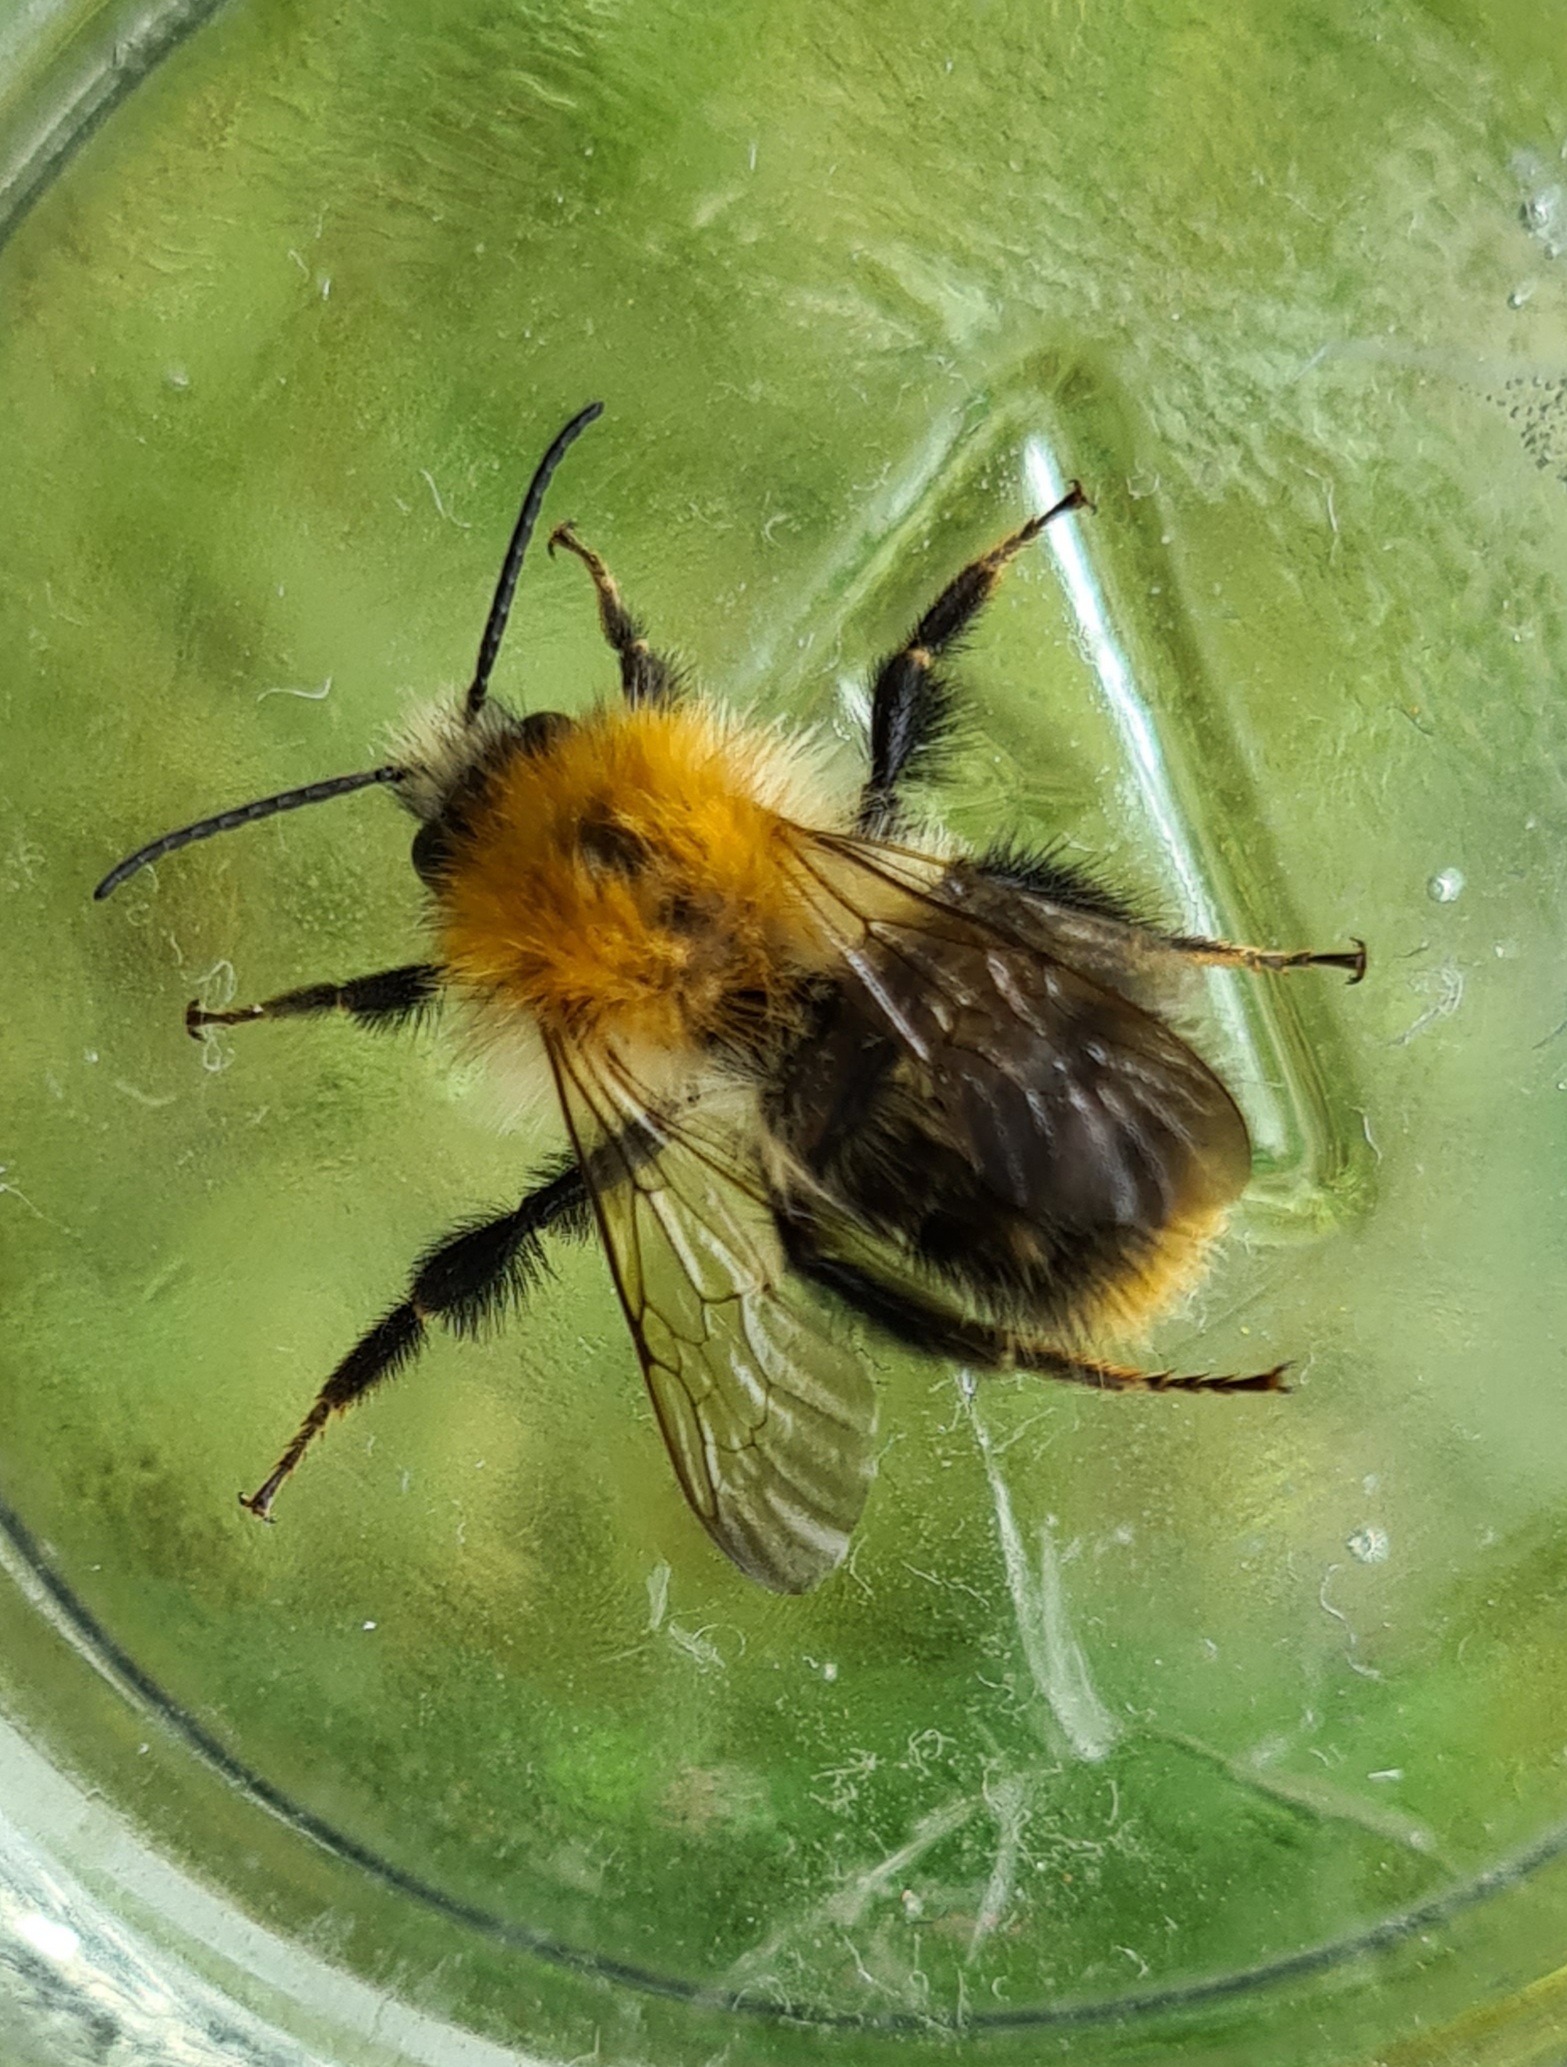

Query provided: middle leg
[857,481,1092,834]
[239,1155,592,1519]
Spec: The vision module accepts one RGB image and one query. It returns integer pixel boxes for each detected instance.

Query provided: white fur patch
[708,703,852,832]
[384,698,519,822]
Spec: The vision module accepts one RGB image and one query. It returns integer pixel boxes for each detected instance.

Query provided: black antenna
[93,765,402,901]
[465,399,604,721]
[96,406,604,901]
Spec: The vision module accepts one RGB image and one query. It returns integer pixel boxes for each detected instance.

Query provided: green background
[2,0,1567,2060]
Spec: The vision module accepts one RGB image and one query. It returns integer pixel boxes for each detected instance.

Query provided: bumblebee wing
[777,831,1253,1334]
[549,1040,877,1593]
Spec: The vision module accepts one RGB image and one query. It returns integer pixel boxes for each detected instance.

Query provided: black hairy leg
[239,1156,593,1520]
[857,480,1092,834]
[1162,933,1368,985]
[973,837,1145,928]
[547,521,681,706]
[775,1214,1288,1396]
[187,962,444,1038]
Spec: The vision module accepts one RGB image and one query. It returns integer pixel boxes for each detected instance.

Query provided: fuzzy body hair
[388,699,523,824]
[424,698,881,1069]
[400,693,1240,1345]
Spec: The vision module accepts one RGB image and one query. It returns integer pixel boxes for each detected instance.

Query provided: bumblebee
[96,404,1365,1593]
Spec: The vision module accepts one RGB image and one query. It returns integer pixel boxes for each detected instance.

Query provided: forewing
[550,1041,877,1593]
[781,831,1253,1254]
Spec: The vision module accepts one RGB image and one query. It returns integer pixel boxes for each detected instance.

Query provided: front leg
[775,1214,1288,1395]
[548,522,681,706]
[187,962,444,1037]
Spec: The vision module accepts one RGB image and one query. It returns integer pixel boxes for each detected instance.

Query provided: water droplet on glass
[1347,1524,1389,1564]
[1522,185,1563,236]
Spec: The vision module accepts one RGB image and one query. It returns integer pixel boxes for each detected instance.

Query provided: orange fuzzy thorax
[437,701,843,1056]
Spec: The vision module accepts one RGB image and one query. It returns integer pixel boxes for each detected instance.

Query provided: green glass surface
[2,0,1566,2060]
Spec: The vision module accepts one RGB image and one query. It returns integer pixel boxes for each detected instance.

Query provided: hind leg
[1163,933,1367,985]
[776,1215,1287,1395]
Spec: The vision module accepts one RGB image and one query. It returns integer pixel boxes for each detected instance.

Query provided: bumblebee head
[93,404,602,903]
[398,704,577,888]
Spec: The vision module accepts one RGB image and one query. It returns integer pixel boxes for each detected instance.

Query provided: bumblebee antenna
[96,407,604,901]
[93,764,403,901]
[465,399,604,721]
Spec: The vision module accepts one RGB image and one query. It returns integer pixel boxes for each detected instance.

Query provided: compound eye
[410,819,454,886]
[513,710,575,756]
